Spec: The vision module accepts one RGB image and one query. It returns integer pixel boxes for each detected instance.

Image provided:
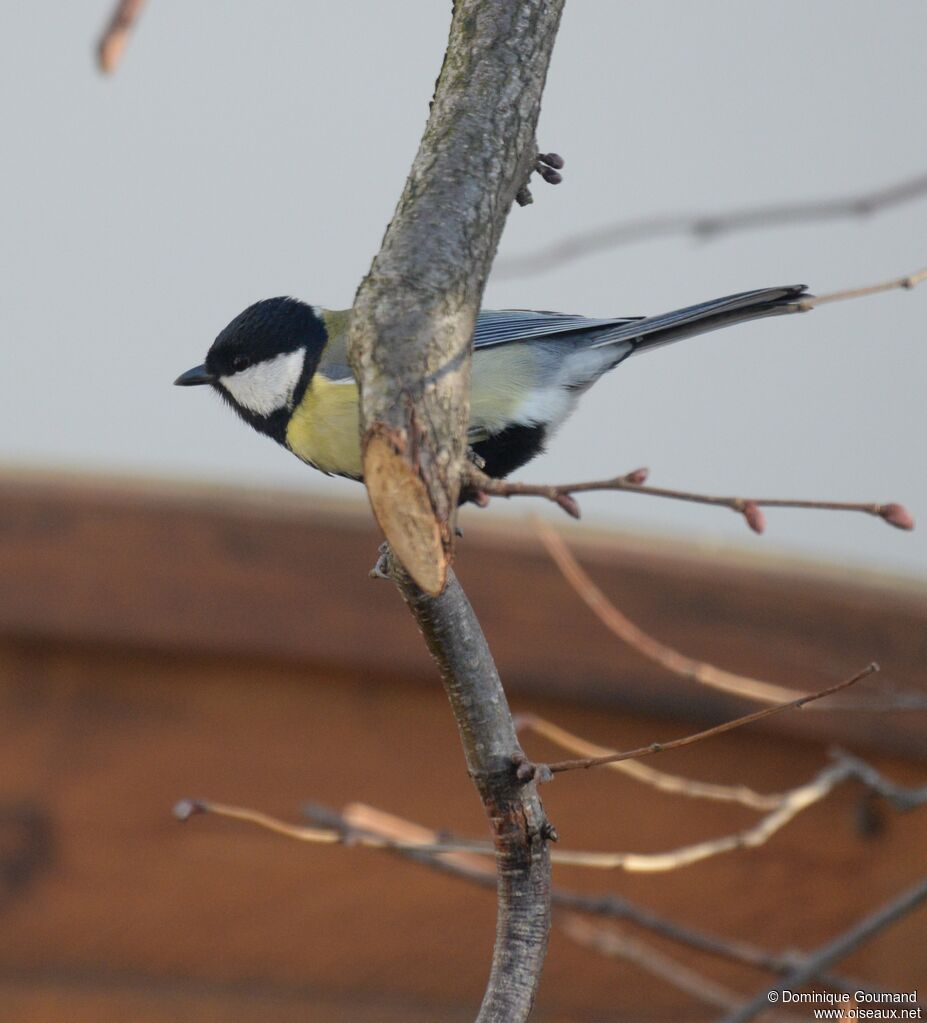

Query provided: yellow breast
[286,375,363,478]
[285,344,538,478]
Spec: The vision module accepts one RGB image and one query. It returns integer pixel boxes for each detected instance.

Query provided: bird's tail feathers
[590,284,810,355]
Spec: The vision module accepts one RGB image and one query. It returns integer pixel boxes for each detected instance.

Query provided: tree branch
[531,519,926,711]
[466,465,914,535]
[540,751,927,873]
[532,517,807,705]
[347,0,565,595]
[179,739,925,877]
[496,170,927,278]
[559,915,796,1020]
[307,802,915,1002]
[516,714,783,809]
[542,665,877,775]
[797,266,927,310]
[722,876,927,1023]
[384,549,552,1022]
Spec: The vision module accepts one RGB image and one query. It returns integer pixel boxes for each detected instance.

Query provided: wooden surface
[1,471,925,1020]
[1,638,925,1021]
[1,470,925,756]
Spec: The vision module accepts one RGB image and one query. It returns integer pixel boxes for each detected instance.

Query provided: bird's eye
[231,355,251,372]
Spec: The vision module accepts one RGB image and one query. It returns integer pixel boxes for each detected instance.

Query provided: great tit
[175,285,807,481]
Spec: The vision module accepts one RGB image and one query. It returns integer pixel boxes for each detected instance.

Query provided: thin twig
[533,519,927,712]
[797,266,927,311]
[467,465,915,535]
[178,746,927,877]
[544,751,927,872]
[549,885,889,1003]
[560,915,795,1019]
[721,876,927,1023]
[517,714,783,809]
[337,804,790,1008]
[338,802,493,875]
[533,517,806,705]
[495,171,927,278]
[544,665,878,775]
[96,0,146,73]
[306,802,906,999]
[172,797,494,856]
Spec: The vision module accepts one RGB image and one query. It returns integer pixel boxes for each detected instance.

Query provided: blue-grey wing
[315,308,627,385]
[474,286,806,353]
[473,308,638,349]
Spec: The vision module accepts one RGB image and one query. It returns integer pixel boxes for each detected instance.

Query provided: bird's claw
[516,151,565,206]
[369,542,391,581]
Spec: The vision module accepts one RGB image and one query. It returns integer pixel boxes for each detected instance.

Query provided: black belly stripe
[471,423,547,480]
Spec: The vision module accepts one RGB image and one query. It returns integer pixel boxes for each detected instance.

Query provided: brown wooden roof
[1,469,925,758]
[1,470,925,1020]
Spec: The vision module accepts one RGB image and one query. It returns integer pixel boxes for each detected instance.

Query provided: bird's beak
[174,365,215,387]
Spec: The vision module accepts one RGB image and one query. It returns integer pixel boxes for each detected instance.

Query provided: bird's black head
[175,297,327,444]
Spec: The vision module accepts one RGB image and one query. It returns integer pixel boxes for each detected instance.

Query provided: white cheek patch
[220,349,305,417]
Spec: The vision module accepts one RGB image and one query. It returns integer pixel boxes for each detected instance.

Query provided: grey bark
[387,550,552,1023]
[346,2,564,1013]
[347,0,565,595]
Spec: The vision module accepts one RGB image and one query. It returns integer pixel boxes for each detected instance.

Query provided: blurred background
[1,3,925,1021]
[2,0,925,573]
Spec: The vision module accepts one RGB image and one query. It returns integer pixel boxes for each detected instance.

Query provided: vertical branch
[351,4,563,1011]
[348,0,565,594]
[386,549,551,1022]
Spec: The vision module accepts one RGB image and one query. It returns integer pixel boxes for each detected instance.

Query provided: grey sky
[2,2,924,577]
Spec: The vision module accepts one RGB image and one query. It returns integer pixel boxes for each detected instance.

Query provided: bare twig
[179,747,927,878]
[96,0,146,73]
[337,802,493,875]
[797,266,927,311]
[722,876,927,1023]
[467,465,914,535]
[560,915,793,1019]
[544,749,927,872]
[533,518,807,705]
[534,520,926,712]
[543,665,878,775]
[173,797,495,856]
[517,715,783,809]
[549,885,887,1002]
[170,781,831,874]
[306,802,909,999]
[347,0,565,594]
[496,171,927,278]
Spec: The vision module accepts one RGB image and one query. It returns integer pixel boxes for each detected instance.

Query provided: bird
[175,285,808,483]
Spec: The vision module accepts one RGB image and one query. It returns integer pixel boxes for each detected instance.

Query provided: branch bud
[741,501,766,534]
[879,503,915,531]
[173,799,206,821]
[555,493,581,519]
